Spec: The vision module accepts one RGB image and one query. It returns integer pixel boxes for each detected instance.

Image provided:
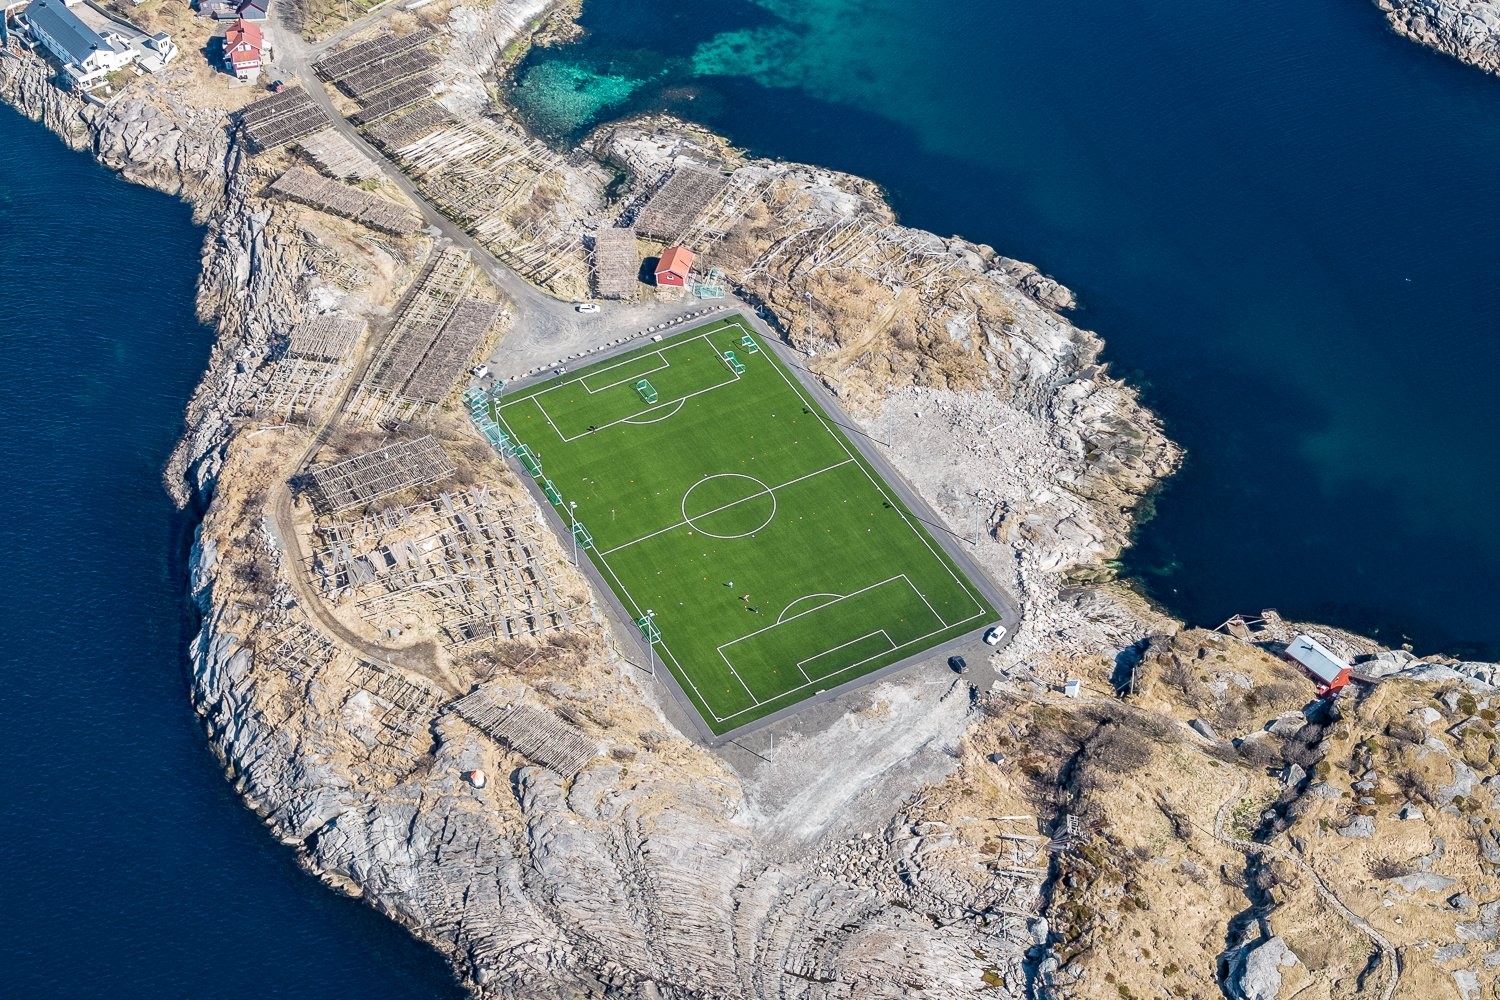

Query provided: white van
[983,624,1007,646]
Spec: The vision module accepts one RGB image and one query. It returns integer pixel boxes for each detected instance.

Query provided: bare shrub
[1393,767,1438,807]
[1086,723,1154,774]
[1367,856,1417,880]
[1236,737,1281,769]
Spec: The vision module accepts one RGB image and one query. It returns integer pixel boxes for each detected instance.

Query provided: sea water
[509,0,1500,659]
[0,105,461,997]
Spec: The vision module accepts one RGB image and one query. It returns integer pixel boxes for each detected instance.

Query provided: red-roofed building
[223,18,262,81]
[654,246,695,288]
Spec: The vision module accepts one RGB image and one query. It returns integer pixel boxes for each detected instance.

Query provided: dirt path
[1211,776,1402,1000]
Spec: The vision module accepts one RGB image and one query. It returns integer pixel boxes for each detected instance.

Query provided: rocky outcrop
[1225,936,1300,1000]
[1374,0,1500,76]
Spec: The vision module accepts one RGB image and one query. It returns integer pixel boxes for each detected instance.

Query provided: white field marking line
[596,458,854,556]
[713,605,991,724]
[796,630,894,683]
[531,361,741,444]
[589,539,760,717]
[680,473,776,540]
[524,325,735,404]
[620,398,685,425]
[775,592,844,624]
[750,337,991,624]
[578,349,672,395]
[497,321,746,444]
[718,575,915,657]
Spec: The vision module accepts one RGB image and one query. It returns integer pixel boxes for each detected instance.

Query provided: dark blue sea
[0,104,462,997]
[510,0,1500,660]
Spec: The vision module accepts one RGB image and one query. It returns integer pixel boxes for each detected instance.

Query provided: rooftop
[25,0,115,67]
[1284,633,1348,684]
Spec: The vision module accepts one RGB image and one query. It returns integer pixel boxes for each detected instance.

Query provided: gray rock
[1398,802,1425,821]
[1450,892,1477,912]
[1266,713,1304,737]
[1435,942,1469,961]
[1306,782,1342,800]
[1338,815,1376,839]
[1189,718,1220,741]
[1458,901,1500,942]
[1453,969,1481,1000]
[1281,763,1307,788]
[1393,873,1457,894]
[1225,935,1299,1000]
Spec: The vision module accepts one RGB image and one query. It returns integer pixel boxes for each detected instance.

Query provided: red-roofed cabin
[223,18,263,81]
[655,246,695,288]
[1282,634,1353,697]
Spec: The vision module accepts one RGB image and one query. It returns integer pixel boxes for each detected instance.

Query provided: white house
[20,0,174,87]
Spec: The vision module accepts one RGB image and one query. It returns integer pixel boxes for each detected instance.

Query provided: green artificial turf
[494,316,996,733]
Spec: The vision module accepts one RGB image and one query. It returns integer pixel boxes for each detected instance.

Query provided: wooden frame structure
[632,163,730,241]
[310,486,580,646]
[590,226,638,299]
[305,435,456,514]
[239,86,332,153]
[270,166,422,236]
[450,687,596,777]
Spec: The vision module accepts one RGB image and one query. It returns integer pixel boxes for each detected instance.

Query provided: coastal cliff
[6,5,1500,999]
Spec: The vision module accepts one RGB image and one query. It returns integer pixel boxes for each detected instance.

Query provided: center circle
[681,474,777,540]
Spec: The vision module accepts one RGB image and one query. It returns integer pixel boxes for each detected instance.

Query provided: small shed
[1283,634,1352,696]
[236,0,268,20]
[654,246,695,288]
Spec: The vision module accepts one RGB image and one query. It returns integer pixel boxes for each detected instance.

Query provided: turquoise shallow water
[0,104,461,997]
[510,0,1500,659]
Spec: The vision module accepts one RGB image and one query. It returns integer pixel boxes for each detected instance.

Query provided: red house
[655,246,695,288]
[223,18,263,81]
[1282,634,1353,697]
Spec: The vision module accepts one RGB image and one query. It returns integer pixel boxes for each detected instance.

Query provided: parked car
[574,303,600,313]
[471,364,490,380]
[948,655,968,674]
[983,624,1008,646]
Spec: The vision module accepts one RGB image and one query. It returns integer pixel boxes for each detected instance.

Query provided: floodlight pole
[645,609,656,677]
[569,501,579,566]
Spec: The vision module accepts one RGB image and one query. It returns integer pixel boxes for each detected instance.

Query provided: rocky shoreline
[7,3,1500,998]
[1375,0,1500,77]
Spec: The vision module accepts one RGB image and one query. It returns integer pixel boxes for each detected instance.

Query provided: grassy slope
[496,318,995,732]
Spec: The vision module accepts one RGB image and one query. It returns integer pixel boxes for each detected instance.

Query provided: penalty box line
[714,604,992,725]
[716,574,933,693]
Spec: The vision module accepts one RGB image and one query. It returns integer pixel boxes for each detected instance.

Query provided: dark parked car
[948,655,968,674]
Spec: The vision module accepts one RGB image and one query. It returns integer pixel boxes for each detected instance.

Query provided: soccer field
[492,316,997,734]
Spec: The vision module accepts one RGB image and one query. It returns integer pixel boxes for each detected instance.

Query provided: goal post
[723,350,746,375]
[635,378,659,404]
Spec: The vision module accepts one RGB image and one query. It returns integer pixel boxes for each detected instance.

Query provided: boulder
[1189,718,1220,741]
[1225,935,1299,1000]
[1393,873,1457,894]
[1338,815,1376,839]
